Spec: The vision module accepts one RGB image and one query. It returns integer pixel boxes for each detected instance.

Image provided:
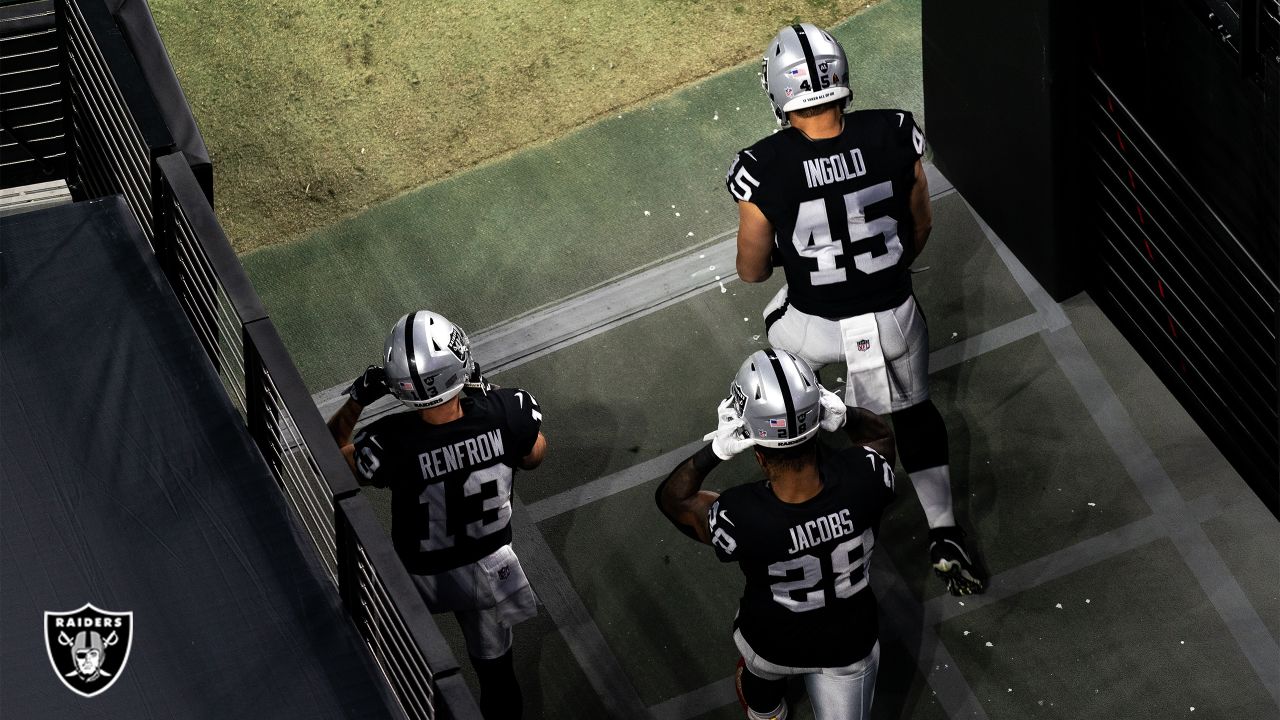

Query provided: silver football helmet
[383,310,474,409]
[760,23,852,127]
[729,348,821,448]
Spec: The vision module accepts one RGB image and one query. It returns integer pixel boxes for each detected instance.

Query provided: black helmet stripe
[791,24,824,96]
[403,311,428,399]
[763,348,798,434]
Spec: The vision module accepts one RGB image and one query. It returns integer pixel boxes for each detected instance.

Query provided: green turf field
[241,0,925,394]
[150,0,880,252]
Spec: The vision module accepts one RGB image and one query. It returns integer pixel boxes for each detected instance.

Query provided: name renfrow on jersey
[419,429,505,480]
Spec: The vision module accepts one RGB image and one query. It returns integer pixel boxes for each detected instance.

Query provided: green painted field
[234,0,926,393]
[151,0,880,252]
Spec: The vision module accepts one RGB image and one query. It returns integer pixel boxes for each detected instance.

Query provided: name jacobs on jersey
[785,507,857,555]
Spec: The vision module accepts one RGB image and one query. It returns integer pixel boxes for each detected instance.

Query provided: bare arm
[519,432,548,470]
[845,406,896,468]
[907,158,933,265]
[655,444,722,544]
[735,201,775,283]
[327,396,364,473]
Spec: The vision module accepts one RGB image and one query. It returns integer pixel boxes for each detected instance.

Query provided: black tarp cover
[0,197,399,719]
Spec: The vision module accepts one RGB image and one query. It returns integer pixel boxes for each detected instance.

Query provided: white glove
[702,398,755,460]
[818,387,847,432]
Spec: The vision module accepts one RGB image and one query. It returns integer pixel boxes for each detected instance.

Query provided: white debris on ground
[644,210,650,216]
[1055,603,1063,609]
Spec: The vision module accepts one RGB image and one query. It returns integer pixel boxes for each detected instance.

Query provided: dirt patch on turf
[150,0,880,253]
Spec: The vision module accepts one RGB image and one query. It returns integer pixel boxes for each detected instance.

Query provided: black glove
[464,362,497,393]
[346,365,389,406]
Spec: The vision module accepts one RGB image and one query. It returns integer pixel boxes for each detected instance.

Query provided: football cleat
[929,526,985,596]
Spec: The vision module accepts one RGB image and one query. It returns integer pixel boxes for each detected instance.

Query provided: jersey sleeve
[863,446,897,509]
[708,495,742,563]
[351,425,396,488]
[894,110,926,161]
[498,387,543,459]
[724,147,767,204]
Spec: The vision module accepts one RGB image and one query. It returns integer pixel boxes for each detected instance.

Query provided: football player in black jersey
[725,23,983,596]
[657,348,896,720]
[327,310,547,720]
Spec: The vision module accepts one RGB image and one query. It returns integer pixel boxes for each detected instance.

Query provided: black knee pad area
[471,651,522,720]
[891,400,950,472]
[740,665,787,715]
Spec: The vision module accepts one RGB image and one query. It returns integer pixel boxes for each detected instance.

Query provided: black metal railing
[0,0,68,187]
[1089,71,1279,503]
[153,153,480,720]
[50,0,483,714]
[57,0,171,241]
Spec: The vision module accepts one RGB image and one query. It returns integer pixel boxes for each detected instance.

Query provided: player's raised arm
[656,399,754,543]
[328,364,390,472]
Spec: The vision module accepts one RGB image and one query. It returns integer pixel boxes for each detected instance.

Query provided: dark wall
[921,0,1085,301]
[923,0,1279,510]
[1087,0,1279,507]
[1090,1,1278,274]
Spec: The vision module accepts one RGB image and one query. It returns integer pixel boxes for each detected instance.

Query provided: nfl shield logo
[857,339,871,352]
[45,604,133,697]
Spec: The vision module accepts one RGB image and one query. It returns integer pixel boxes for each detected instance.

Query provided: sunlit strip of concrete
[312,163,954,423]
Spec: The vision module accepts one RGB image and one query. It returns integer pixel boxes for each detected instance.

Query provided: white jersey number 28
[768,527,875,612]
[791,181,903,285]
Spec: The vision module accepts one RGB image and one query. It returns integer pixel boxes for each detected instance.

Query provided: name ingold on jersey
[787,508,857,554]
[803,148,867,189]
[419,429,504,479]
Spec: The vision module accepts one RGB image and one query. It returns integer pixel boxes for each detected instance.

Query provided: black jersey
[725,109,926,319]
[709,446,895,669]
[352,387,542,574]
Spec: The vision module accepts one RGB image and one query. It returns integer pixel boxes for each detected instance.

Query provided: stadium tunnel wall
[1,0,487,716]
[922,0,1279,512]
